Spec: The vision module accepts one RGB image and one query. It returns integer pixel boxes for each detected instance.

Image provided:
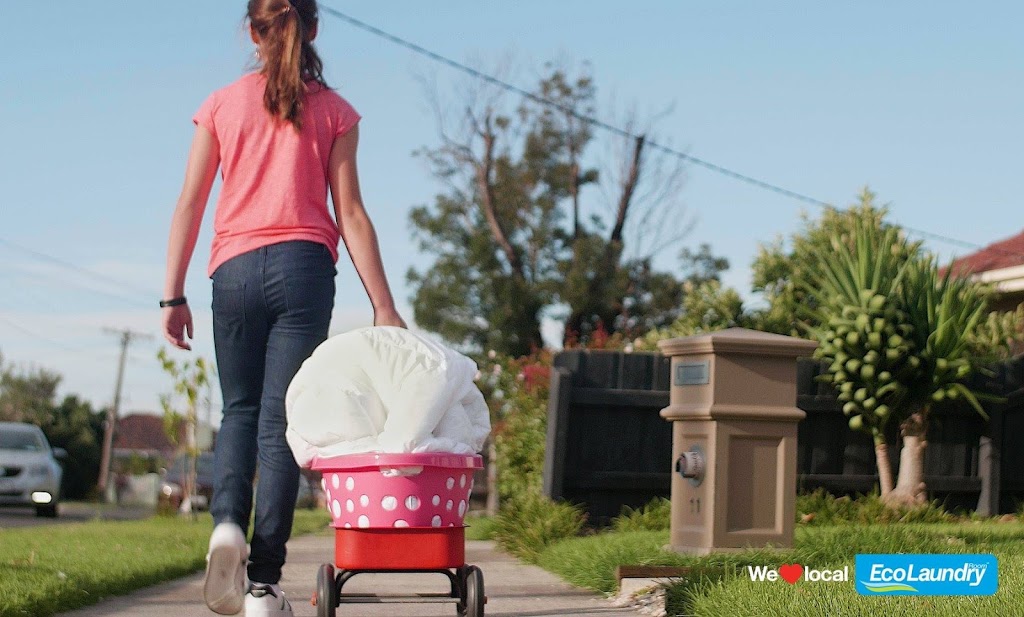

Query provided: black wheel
[316,563,336,617]
[464,565,484,617]
[35,503,58,518]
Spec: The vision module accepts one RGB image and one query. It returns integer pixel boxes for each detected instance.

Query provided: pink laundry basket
[312,452,482,529]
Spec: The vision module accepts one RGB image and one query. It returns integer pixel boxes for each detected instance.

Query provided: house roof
[113,413,177,455]
[947,230,1024,276]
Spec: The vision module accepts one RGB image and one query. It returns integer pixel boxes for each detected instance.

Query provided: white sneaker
[245,583,293,616]
[204,522,249,615]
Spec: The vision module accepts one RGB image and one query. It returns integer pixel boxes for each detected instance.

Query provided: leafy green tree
[37,395,104,499]
[639,280,750,347]
[1,353,105,499]
[0,352,61,423]
[635,244,749,347]
[751,188,921,336]
[408,65,695,354]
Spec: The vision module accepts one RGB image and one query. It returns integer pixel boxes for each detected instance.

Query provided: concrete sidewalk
[59,534,644,617]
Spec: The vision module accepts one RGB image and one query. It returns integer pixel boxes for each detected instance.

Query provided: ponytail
[247,0,327,130]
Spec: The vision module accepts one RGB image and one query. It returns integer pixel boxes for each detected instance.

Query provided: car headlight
[161,482,183,497]
[29,465,51,478]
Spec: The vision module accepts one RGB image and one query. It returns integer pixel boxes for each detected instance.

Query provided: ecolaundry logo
[855,554,998,596]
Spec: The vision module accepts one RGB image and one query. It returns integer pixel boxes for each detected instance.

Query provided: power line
[320,5,1024,262]
[0,238,158,309]
[0,238,159,298]
[0,315,155,365]
[0,314,80,352]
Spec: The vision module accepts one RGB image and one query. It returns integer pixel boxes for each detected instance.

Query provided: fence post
[977,403,1003,516]
[542,367,573,500]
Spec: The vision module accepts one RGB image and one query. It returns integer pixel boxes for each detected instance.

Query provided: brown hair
[247,0,327,130]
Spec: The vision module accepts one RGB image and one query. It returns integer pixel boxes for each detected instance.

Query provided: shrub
[492,493,586,562]
[477,351,553,505]
[611,497,671,532]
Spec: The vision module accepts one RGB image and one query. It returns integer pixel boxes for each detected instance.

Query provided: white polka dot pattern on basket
[321,478,327,491]
[320,456,482,529]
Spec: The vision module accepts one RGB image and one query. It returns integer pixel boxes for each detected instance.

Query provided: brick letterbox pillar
[658,328,817,555]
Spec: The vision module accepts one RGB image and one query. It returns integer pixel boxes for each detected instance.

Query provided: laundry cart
[311,452,485,616]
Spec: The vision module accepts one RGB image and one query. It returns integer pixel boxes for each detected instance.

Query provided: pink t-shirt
[193,72,361,276]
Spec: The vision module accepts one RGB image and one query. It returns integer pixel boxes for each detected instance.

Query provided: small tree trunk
[873,435,895,497]
[884,409,929,508]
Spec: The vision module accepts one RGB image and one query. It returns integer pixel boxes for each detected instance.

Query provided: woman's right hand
[374,306,408,329]
[163,304,194,350]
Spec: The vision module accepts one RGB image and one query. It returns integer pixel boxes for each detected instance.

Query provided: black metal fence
[542,349,1024,522]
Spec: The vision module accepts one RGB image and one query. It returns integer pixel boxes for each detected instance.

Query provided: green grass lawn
[535,521,1024,617]
[464,514,497,541]
[0,509,330,617]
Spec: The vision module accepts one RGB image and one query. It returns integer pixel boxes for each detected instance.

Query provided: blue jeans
[210,240,335,584]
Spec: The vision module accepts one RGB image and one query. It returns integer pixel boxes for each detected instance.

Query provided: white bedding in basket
[285,326,491,467]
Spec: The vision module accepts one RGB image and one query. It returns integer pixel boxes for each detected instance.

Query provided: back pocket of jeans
[212,282,246,326]
[283,276,334,325]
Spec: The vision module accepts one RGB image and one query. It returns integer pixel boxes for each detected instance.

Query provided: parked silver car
[0,422,65,517]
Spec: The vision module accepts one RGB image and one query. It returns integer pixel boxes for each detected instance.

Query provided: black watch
[159,296,187,308]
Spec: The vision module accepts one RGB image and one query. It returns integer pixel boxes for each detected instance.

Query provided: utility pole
[97,328,152,502]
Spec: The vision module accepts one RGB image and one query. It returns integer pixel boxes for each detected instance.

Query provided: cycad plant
[805,217,1002,507]
[804,220,915,499]
[888,256,989,506]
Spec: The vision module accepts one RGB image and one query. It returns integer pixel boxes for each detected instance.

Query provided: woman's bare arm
[162,126,220,350]
[328,124,406,328]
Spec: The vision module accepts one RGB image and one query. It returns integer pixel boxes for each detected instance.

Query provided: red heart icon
[779,563,803,584]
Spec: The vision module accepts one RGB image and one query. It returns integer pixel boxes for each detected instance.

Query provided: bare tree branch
[475,114,524,279]
[610,135,645,244]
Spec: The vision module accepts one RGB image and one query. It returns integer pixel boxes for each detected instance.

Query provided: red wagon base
[314,526,486,617]
[334,526,465,570]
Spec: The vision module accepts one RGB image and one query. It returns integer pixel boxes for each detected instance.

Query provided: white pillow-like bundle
[285,326,491,467]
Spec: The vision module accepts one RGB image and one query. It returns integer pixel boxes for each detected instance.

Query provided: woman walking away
[161,1,406,614]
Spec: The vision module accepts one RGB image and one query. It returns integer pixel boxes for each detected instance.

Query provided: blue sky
[1,1,1022,417]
